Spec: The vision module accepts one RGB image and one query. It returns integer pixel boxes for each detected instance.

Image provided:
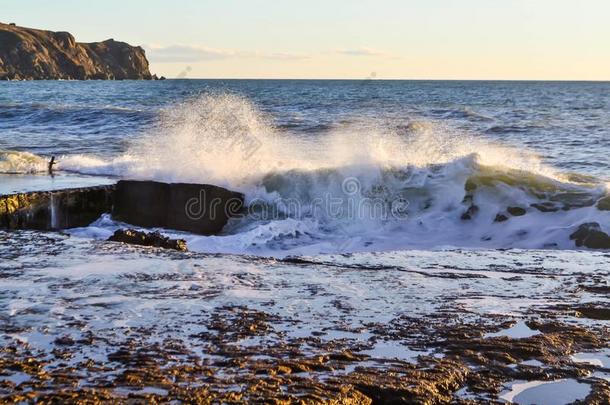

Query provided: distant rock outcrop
[0,22,154,80]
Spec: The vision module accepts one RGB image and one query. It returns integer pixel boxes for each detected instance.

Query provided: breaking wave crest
[0,150,47,174]
[58,93,569,184]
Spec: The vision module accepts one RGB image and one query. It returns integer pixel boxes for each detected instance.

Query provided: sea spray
[0,150,47,174]
[12,92,606,255]
[57,93,566,187]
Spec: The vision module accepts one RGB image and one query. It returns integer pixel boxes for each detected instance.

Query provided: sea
[1,80,609,402]
[1,79,608,256]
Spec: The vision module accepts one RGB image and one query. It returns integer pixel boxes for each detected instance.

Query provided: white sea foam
[57,93,565,185]
[499,379,591,405]
[0,150,47,174]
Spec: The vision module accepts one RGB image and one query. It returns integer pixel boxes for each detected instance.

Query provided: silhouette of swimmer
[48,156,56,175]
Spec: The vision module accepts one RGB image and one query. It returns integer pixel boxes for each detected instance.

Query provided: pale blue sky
[4,0,610,79]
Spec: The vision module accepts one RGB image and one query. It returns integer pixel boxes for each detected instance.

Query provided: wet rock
[551,192,598,210]
[54,336,75,346]
[597,196,610,211]
[0,185,114,230]
[108,229,187,251]
[328,350,366,362]
[569,222,610,249]
[3,233,609,403]
[572,305,610,321]
[579,285,610,295]
[531,202,559,212]
[494,213,509,222]
[464,179,477,193]
[461,205,479,220]
[348,358,469,404]
[507,206,526,216]
[113,180,244,235]
[2,306,609,403]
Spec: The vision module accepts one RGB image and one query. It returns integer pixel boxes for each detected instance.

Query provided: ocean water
[1,80,609,256]
[1,80,609,402]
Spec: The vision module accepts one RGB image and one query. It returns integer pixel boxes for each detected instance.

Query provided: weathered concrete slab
[0,180,243,234]
[167,182,244,235]
[113,180,244,235]
[113,180,169,228]
[0,185,115,230]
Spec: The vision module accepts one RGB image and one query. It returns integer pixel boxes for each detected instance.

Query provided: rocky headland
[0,22,156,80]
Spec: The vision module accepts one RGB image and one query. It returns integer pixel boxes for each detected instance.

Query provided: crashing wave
[11,93,608,255]
[0,150,48,174]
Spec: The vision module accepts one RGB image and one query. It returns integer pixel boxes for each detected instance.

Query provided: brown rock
[569,222,610,249]
[461,204,479,220]
[0,22,153,80]
[108,229,187,251]
[597,196,610,211]
[572,305,610,320]
[494,213,509,222]
[531,202,559,212]
[507,206,527,216]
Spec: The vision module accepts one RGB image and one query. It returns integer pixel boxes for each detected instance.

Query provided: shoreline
[0,231,608,403]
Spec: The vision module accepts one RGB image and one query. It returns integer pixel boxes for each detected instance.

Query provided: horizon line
[157,77,610,83]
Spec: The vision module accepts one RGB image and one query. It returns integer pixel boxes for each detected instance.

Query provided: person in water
[48,156,56,175]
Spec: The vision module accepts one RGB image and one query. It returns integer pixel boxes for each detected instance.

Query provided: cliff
[0,22,155,80]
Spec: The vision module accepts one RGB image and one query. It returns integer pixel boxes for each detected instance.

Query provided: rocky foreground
[0,22,155,80]
[0,231,608,403]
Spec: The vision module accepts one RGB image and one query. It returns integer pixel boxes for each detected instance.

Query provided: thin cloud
[334,47,390,57]
[265,52,310,61]
[146,44,309,63]
[145,45,236,62]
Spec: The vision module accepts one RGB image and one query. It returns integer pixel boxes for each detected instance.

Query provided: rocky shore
[0,178,608,403]
[0,22,156,80]
[0,232,608,403]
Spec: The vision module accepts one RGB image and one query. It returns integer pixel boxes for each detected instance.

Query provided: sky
[3,0,610,80]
